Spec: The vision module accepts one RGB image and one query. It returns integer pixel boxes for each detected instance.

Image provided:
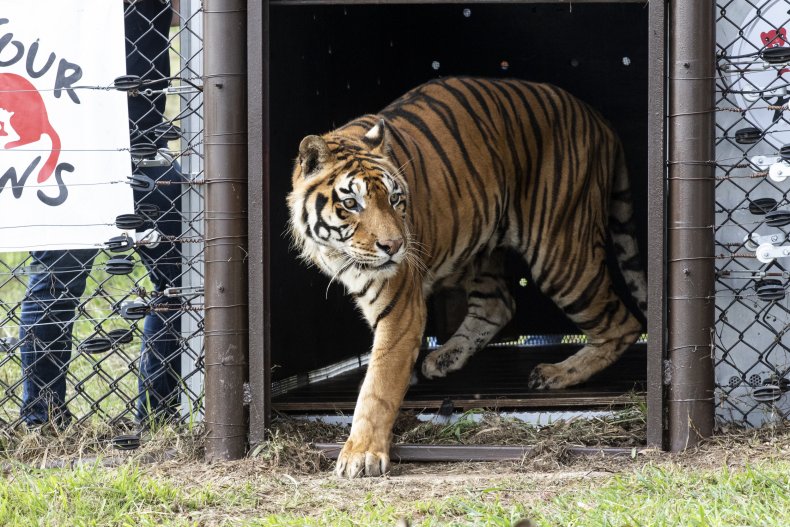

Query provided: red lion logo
[0,73,61,183]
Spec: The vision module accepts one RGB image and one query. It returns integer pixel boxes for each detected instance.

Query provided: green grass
[0,463,219,527]
[2,458,789,526]
[541,463,790,527]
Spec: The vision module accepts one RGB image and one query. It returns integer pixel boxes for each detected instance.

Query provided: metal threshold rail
[271,0,647,5]
[273,392,645,412]
[315,443,646,462]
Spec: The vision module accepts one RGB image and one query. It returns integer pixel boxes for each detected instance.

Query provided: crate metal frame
[237,0,712,460]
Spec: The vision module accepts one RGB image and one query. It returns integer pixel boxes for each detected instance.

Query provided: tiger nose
[377,238,403,256]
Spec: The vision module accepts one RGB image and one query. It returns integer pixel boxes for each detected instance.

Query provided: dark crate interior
[273,344,646,412]
[268,3,648,410]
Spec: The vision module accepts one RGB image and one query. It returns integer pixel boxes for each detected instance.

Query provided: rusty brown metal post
[646,0,667,450]
[667,0,716,451]
[247,0,271,446]
[204,0,249,461]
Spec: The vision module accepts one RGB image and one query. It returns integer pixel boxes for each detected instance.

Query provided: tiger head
[288,119,411,281]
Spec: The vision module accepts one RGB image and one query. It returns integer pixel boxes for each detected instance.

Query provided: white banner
[0,0,133,252]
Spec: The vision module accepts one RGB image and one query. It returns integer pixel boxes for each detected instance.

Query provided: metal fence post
[667,0,716,451]
[204,0,249,461]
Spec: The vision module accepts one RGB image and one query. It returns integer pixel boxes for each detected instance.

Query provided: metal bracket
[743,86,788,102]
[135,149,175,168]
[11,264,47,277]
[164,285,204,298]
[755,242,790,263]
[744,233,783,251]
[139,85,201,97]
[718,269,790,280]
[719,60,790,73]
[750,155,781,170]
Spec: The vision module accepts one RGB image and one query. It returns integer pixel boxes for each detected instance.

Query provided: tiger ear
[363,118,390,156]
[298,135,332,178]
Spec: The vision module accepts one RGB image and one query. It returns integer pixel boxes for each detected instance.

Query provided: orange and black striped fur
[288,77,647,478]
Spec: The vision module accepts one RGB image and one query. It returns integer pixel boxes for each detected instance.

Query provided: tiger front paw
[421,347,464,379]
[527,363,574,390]
[335,438,390,478]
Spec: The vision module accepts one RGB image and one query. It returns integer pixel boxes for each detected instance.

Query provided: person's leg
[19,249,98,426]
[134,162,183,423]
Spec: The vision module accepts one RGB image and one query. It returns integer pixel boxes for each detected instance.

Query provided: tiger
[287,77,647,478]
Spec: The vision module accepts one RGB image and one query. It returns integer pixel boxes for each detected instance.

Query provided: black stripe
[355,279,374,297]
[466,313,499,326]
[373,286,404,330]
[467,289,509,303]
[620,255,643,272]
[576,299,621,332]
[370,281,388,304]
[609,217,636,235]
[561,261,607,316]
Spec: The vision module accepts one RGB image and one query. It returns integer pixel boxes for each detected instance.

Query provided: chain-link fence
[0,0,204,430]
[716,0,790,426]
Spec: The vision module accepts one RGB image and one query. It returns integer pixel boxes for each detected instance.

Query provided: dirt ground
[150,458,615,523]
[139,420,790,523]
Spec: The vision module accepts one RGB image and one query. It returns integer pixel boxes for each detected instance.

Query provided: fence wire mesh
[0,0,204,430]
[716,0,790,426]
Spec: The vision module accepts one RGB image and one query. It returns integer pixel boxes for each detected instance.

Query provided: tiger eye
[389,194,402,206]
[342,198,358,210]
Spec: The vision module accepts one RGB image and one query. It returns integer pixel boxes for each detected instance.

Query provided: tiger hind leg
[527,255,643,390]
[422,251,514,379]
[610,147,648,316]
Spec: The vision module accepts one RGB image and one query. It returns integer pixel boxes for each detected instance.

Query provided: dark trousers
[19,163,183,425]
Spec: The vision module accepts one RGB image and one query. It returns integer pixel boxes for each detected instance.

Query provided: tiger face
[288,120,410,282]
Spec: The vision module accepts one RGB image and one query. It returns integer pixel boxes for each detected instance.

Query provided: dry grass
[0,419,203,470]
[5,403,790,480]
[673,420,790,471]
[245,400,648,475]
[393,406,646,447]
[243,408,790,478]
[0,404,648,476]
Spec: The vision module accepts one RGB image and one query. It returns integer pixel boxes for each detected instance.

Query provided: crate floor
[272,344,646,412]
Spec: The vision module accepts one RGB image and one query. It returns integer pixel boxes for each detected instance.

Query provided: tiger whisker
[405,236,431,259]
[402,231,430,275]
[406,242,429,258]
[391,157,414,178]
[403,245,428,275]
[404,251,428,291]
[326,255,355,299]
